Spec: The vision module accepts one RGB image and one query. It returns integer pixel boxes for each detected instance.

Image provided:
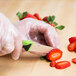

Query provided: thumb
[36,20,60,48]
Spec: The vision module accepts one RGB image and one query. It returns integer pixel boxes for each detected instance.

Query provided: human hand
[14,18,60,55]
[0,13,22,60]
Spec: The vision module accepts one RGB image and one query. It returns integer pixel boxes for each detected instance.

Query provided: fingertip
[12,54,19,60]
[44,26,60,49]
[11,45,21,60]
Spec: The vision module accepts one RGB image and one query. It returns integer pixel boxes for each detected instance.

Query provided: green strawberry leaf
[40,56,46,60]
[46,59,51,62]
[40,56,51,62]
[47,16,55,23]
[47,16,52,23]
[51,15,55,22]
[53,22,58,26]
[16,12,22,20]
[56,25,65,30]
[23,11,28,18]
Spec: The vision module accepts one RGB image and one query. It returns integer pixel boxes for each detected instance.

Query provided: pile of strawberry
[16,11,65,30]
[41,37,76,70]
[41,49,71,69]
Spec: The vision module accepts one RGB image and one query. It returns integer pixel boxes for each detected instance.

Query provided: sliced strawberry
[34,13,41,20]
[46,49,62,61]
[55,61,71,69]
[74,48,76,52]
[42,17,48,22]
[69,37,76,43]
[50,61,56,67]
[50,23,55,27]
[72,58,76,64]
[68,41,76,52]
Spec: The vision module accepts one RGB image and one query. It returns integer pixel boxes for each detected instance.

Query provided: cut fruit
[72,58,76,64]
[69,37,76,43]
[46,49,62,61]
[55,61,71,69]
[68,41,76,52]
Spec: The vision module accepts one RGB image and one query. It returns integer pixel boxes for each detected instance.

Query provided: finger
[14,18,60,48]
[36,21,60,48]
[26,18,60,48]
[44,27,60,48]
[11,36,22,60]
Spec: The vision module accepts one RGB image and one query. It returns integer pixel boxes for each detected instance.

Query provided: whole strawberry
[43,16,65,30]
[16,12,37,20]
[34,13,41,20]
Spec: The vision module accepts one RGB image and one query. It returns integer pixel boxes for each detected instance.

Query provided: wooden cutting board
[0,0,76,76]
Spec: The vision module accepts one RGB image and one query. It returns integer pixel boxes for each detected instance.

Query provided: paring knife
[22,40,53,55]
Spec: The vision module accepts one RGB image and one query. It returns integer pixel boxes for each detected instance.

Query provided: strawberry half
[69,37,76,43]
[34,13,41,20]
[68,41,76,52]
[46,49,62,61]
[72,58,76,64]
[55,61,71,69]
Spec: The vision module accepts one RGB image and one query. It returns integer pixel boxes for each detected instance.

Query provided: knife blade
[22,40,53,55]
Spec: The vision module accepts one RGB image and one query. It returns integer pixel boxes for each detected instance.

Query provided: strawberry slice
[46,49,62,61]
[72,58,76,64]
[68,41,76,52]
[34,13,41,20]
[69,37,76,43]
[50,61,56,67]
[55,61,71,69]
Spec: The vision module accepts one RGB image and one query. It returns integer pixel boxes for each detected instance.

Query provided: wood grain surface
[0,0,76,76]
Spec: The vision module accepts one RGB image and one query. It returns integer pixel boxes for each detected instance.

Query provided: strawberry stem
[56,25,65,30]
[23,12,28,18]
[16,12,23,20]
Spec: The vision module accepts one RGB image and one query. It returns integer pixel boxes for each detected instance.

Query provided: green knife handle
[22,40,33,51]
